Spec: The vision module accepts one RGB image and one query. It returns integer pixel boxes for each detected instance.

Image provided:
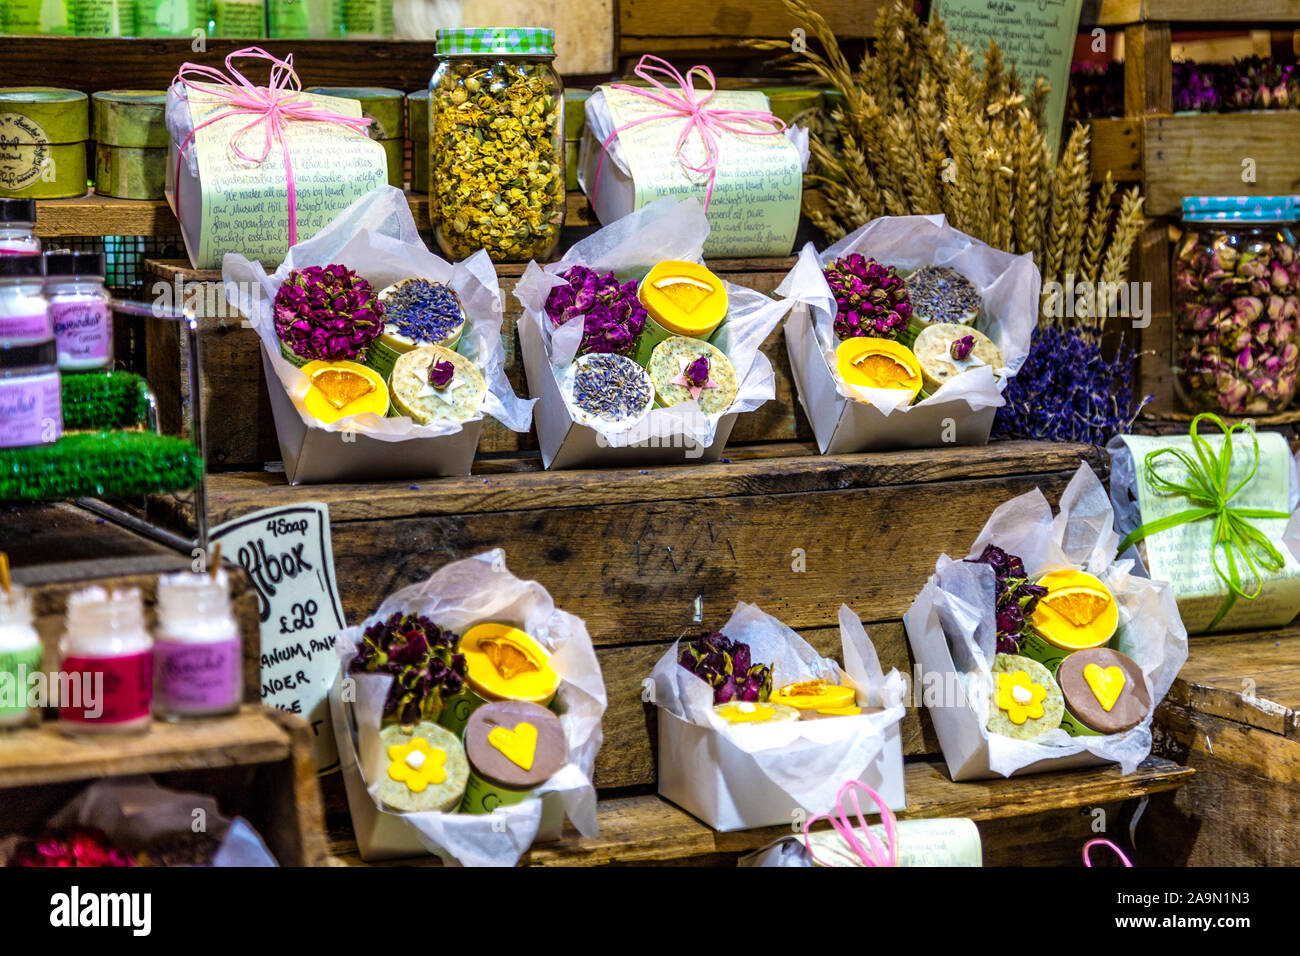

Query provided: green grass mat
[61,371,152,431]
[0,431,204,504]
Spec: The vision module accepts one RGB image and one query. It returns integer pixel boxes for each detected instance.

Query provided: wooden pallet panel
[1088,117,1143,183]
[1082,0,1300,25]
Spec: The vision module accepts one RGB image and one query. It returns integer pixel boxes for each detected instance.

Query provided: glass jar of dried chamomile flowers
[429,27,566,263]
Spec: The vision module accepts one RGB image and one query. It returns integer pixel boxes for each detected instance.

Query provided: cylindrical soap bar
[0,88,89,199]
[92,90,168,148]
[460,700,567,814]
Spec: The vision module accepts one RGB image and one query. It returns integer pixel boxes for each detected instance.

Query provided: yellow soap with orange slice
[1020,569,1119,672]
[459,623,561,707]
[834,337,924,404]
[301,360,390,423]
[634,260,729,366]
[769,679,861,717]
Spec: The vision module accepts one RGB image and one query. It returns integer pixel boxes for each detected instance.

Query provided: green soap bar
[0,141,88,198]
[307,86,404,140]
[0,87,90,142]
[379,136,403,189]
[563,88,589,140]
[95,143,167,199]
[92,90,168,148]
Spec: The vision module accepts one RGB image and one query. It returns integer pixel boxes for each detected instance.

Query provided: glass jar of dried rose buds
[429,27,566,263]
[1174,196,1300,416]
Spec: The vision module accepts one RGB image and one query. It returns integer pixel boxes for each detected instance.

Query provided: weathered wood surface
[1081,0,1300,25]
[1123,22,1173,117]
[1087,118,1142,183]
[0,501,173,567]
[324,756,1192,866]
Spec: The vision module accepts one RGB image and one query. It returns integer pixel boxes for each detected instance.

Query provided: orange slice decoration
[311,368,376,410]
[1041,588,1111,628]
[653,276,714,313]
[851,352,915,389]
[481,638,541,681]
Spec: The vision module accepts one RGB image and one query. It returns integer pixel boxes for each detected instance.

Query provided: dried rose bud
[684,356,710,386]
[428,359,455,388]
[950,334,975,361]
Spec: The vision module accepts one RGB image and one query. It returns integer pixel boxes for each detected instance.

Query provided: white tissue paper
[329,550,607,866]
[514,197,793,468]
[649,601,906,831]
[775,215,1039,453]
[224,185,535,483]
[903,462,1189,780]
[17,777,279,866]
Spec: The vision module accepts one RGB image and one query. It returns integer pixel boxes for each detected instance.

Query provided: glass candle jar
[0,253,48,343]
[58,586,153,735]
[0,583,42,729]
[0,198,39,256]
[153,569,242,720]
[429,27,565,263]
[1173,196,1300,415]
[0,338,60,448]
[45,250,112,370]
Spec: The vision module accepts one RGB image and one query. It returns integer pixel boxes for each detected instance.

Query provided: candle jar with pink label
[58,586,153,735]
[0,199,39,258]
[0,338,61,449]
[45,251,112,371]
[153,569,242,720]
[0,254,50,345]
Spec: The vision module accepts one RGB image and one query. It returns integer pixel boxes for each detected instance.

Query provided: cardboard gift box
[903,464,1188,781]
[329,551,607,866]
[577,57,807,260]
[651,603,907,832]
[777,215,1038,454]
[224,186,534,485]
[165,50,390,270]
[1108,414,1300,634]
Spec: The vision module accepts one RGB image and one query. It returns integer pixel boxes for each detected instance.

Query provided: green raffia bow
[1116,413,1291,631]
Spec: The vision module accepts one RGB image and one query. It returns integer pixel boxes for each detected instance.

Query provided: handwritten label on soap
[931,0,1083,154]
[1121,432,1300,633]
[186,85,388,268]
[603,87,802,258]
[212,502,346,772]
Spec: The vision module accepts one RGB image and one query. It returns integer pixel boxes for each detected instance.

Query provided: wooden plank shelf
[325,756,1194,866]
[1080,0,1300,27]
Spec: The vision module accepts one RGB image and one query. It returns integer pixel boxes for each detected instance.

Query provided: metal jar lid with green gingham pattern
[435,27,555,57]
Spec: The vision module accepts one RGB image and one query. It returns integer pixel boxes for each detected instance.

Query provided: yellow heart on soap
[1083,663,1126,712]
[488,721,539,771]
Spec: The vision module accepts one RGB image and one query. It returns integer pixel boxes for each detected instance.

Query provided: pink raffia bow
[171,48,373,248]
[591,54,788,214]
[802,780,899,867]
[1083,838,1134,867]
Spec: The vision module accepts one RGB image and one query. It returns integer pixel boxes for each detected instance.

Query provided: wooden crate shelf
[1081,0,1300,27]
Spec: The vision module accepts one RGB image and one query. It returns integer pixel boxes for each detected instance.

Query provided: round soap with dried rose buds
[647,336,738,416]
[913,323,1003,393]
[389,344,485,425]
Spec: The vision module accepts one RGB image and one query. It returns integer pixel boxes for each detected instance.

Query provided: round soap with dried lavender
[562,352,654,431]
[647,336,738,416]
[369,277,466,380]
[913,323,1003,393]
[389,344,485,425]
[904,265,982,327]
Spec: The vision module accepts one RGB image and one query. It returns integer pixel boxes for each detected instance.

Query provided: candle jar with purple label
[45,251,112,371]
[153,569,243,720]
[0,199,39,257]
[0,338,61,449]
[58,586,153,735]
[0,254,49,345]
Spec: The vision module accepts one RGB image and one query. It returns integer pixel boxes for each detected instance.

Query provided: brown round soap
[463,700,567,790]
[1057,647,1151,735]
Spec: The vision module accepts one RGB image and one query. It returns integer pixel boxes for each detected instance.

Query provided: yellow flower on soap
[996,671,1046,725]
[386,736,447,793]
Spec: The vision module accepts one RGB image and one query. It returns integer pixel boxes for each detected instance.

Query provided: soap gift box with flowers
[776,214,1038,453]
[903,463,1189,782]
[513,197,792,469]
[223,186,534,485]
[648,602,906,833]
[328,551,606,865]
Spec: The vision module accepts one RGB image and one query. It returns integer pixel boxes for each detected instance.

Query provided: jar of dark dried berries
[429,27,566,263]
[1173,196,1300,415]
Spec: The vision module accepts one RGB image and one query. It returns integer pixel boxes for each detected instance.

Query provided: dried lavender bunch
[965,544,1047,654]
[992,325,1149,445]
[350,612,467,725]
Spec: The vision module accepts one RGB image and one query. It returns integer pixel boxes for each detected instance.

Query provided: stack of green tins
[307,87,404,188]
[136,0,205,36]
[1,0,71,34]
[563,88,589,192]
[406,88,428,194]
[269,0,341,37]
[72,0,135,34]
[92,90,168,199]
[0,88,89,199]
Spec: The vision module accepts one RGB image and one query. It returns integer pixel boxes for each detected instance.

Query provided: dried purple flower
[684,356,710,386]
[428,359,455,388]
[966,545,1048,654]
[823,253,912,340]
[350,612,466,724]
[951,334,975,361]
[274,264,384,363]
[544,265,647,357]
[678,630,772,705]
